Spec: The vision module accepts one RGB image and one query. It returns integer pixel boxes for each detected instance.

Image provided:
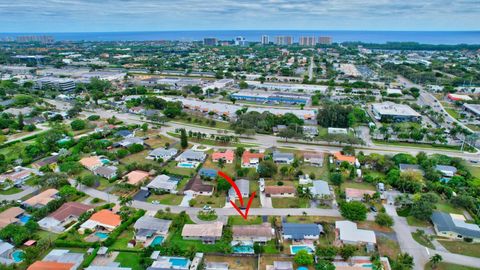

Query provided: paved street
[0,186,38,201]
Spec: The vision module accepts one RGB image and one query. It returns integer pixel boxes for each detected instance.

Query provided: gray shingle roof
[282,222,322,240]
[431,211,480,239]
[134,216,172,232]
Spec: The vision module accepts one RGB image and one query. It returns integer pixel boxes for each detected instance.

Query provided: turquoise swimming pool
[101,158,110,164]
[233,245,254,254]
[19,214,31,224]
[290,245,314,254]
[169,257,189,268]
[298,267,309,270]
[11,250,24,263]
[150,235,164,246]
[95,232,109,239]
[177,162,196,168]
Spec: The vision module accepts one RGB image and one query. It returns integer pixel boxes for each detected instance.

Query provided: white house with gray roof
[146,175,179,193]
[435,165,457,177]
[228,179,250,200]
[431,212,480,242]
[134,215,172,242]
[272,152,294,164]
[147,148,178,161]
[310,180,332,198]
[175,150,206,162]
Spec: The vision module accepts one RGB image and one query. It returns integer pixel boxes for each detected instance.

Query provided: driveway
[259,191,272,208]
[0,186,38,201]
[133,189,150,202]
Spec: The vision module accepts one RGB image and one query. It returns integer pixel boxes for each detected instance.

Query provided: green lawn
[98,178,117,191]
[190,194,226,208]
[228,216,263,225]
[373,140,471,152]
[164,161,196,177]
[406,216,431,227]
[445,108,461,120]
[437,240,480,258]
[341,181,376,191]
[167,229,231,253]
[436,202,464,215]
[115,252,143,270]
[147,194,184,205]
[110,230,142,250]
[424,262,480,270]
[120,150,159,166]
[299,165,328,180]
[377,236,401,260]
[467,165,480,178]
[0,187,22,195]
[412,230,435,249]
[271,197,309,208]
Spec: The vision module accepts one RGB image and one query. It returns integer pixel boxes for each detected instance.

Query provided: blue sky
[0,0,479,32]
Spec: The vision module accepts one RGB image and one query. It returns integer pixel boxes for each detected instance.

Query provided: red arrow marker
[218,170,244,206]
[230,192,256,220]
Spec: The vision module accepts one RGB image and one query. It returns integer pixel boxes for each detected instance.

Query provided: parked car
[370,206,377,212]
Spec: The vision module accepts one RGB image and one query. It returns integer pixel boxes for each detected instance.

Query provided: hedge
[81,247,99,268]
[54,239,100,248]
[104,209,145,246]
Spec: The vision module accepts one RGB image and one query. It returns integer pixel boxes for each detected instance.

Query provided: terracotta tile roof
[79,156,102,168]
[241,151,264,165]
[89,209,121,227]
[182,222,223,238]
[345,188,376,199]
[233,223,274,238]
[49,202,92,222]
[0,207,24,228]
[264,186,296,195]
[333,152,356,163]
[27,261,74,270]
[212,150,234,161]
[125,170,149,185]
[23,189,58,207]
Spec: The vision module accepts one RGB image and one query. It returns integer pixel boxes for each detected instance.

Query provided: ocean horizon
[0,30,479,45]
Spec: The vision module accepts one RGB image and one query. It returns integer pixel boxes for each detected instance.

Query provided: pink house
[212,150,234,164]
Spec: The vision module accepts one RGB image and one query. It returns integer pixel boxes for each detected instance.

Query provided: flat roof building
[372,102,421,122]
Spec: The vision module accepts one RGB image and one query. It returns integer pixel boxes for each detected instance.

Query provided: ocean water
[0,30,479,44]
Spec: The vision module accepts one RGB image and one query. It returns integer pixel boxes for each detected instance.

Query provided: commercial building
[318,36,332,45]
[231,91,311,105]
[299,36,316,46]
[246,81,327,93]
[35,77,76,91]
[204,38,218,46]
[463,103,480,117]
[16,35,54,43]
[234,36,247,46]
[372,102,421,122]
[431,212,480,242]
[275,36,293,45]
[261,35,270,45]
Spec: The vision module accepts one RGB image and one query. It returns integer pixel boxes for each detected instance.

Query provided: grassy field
[437,240,480,258]
[377,236,401,259]
[436,202,464,215]
[164,161,197,177]
[373,140,471,152]
[147,194,184,205]
[271,197,309,208]
[204,255,257,270]
[341,181,376,191]
[190,194,226,208]
[406,216,431,227]
[110,229,142,250]
[424,262,480,270]
[0,187,22,195]
[203,158,236,177]
[120,150,160,166]
[144,134,175,148]
[412,230,435,249]
[285,215,342,224]
[467,165,480,178]
[115,252,143,270]
[300,164,329,180]
[172,116,232,130]
[228,215,264,225]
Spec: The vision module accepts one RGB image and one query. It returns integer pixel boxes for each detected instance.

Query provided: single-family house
[80,156,103,171]
[431,212,480,242]
[0,207,25,229]
[212,150,234,163]
[148,148,178,161]
[80,209,121,232]
[310,180,332,198]
[265,186,296,197]
[298,175,312,185]
[124,170,150,185]
[183,176,214,196]
[241,151,264,168]
[303,152,324,167]
[32,155,60,170]
[0,240,15,265]
[181,222,223,244]
[175,150,206,162]
[116,137,144,148]
[345,188,376,202]
[272,152,294,164]
[199,168,218,179]
[282,222,323,241]
[23,189,59,208]
[228,179,250,200]
[0,167,40,186]
[93,166,118,180]
[232,223,274,243]
[436,165,457,178]
[133,215,172,242]
[115,130,133,138]
[399,164,424,174]
[39,202,93,233]
[333,152,356,165]
[28,249,84,270]
[147,175,179,193]
[303,126,319,137]
[335,220,376,247]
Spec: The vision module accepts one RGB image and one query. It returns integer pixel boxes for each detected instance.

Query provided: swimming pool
[95,232,109,239]
[11,250,24,263]
[19,214,31,224]
[150,235,164,246]
[177,162,197,168]
[290,245,315,254]
[298,267,309,270]
[233,245,255,254]
[169,257,190,268]
[101,159,110,165]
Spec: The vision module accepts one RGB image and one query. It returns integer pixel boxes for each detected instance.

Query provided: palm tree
[396,253,414,270]
[119,196,133,207]
[429,254,442,269]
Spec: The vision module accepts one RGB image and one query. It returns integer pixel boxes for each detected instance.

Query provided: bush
[87,115,101,121]
[70,119,87,131]
[375,213,394,227]
[339,201,367,221]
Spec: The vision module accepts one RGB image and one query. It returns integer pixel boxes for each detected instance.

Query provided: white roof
[335,220,376,244]
[372,102,420,117]
[311,180,331,196]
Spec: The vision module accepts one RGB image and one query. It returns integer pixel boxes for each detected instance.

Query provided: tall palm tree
[429,254,443,269]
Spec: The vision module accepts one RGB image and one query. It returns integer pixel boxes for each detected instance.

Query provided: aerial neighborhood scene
[0,1,480,270]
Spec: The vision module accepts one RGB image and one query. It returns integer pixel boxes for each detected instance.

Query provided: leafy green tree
[393,253,414,270]
[339,245,357,260]
[315,260,335,270]
[180,129,188,149]
[294,250,314,265]
[330,173,343,186]
[257,160,277,178]
[375,213,394,227]
[339,201,368,221]
[429,254,442,269]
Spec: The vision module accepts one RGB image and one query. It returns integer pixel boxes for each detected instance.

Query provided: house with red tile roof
[80,209,121,232]
[39,202,93,232]
[22,189,59,208]
[79,156,103,171]
[241,151,264,168]
[264,186,296,197]
[212,150,234,163]
[27,261,75,270]
[124,170,150,186]
[333,152,356,165]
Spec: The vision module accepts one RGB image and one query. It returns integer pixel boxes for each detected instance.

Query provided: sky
[0,0,479,32]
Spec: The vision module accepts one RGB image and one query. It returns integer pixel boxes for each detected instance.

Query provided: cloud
[0,0,478,32]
